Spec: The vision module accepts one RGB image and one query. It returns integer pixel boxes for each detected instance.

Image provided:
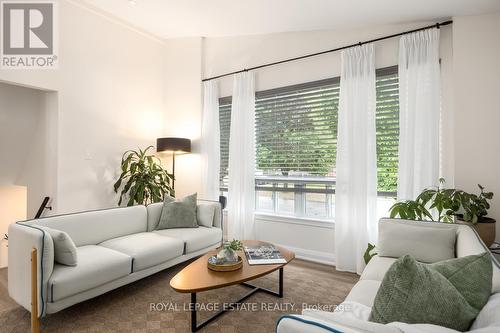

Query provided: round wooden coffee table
[170,240,294,332]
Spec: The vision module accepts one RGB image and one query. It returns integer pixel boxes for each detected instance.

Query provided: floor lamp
[156,137,191,191]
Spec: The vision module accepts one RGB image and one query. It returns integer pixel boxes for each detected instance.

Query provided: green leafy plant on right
[389,178,494,224]
[458,184,494,224]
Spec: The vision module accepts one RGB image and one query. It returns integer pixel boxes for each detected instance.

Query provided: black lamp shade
[156,137,191,154]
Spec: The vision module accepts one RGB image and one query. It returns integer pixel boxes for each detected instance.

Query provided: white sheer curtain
[227,72,256,240]
[201,80,220,200]
[397,28,441,200]
[335,44,377,274]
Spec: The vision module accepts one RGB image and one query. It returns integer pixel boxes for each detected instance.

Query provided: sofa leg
[31,248,40,333]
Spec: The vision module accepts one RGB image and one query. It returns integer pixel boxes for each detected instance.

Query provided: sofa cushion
[378,219,456,263]
[369,253,492,331]
[147,202,163,231]
[360,256,396,281]
[49,245,132,302]
[39,226,78,266]
[197,203,215,227]
[33,205,147,246]
[99,232,184,272]
[154,227,222,253]
[344,280,381,308]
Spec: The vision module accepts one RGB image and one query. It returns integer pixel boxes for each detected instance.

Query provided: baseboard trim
[275,243,335,266]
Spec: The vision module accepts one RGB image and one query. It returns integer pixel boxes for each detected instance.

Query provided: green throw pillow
[369,252,492,331]
[156,193,198,229]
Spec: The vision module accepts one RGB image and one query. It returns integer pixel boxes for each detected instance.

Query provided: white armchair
[277,219,500,333]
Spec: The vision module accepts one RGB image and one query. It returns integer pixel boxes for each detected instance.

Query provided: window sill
[222,209,335,228]
[254,212,335,229]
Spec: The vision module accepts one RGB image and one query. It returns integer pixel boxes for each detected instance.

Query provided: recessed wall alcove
[0,81,58,268]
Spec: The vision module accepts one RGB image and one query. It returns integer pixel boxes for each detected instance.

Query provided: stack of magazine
[244,244,286,265]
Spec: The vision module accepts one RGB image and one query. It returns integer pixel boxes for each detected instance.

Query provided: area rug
[0,259,358,333]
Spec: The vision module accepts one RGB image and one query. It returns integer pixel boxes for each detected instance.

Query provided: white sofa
[8,200,223,317]
[277,218,500,333]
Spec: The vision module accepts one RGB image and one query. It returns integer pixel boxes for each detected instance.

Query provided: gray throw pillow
[157,193,198,229]
[40,226,78,266]
[197,203,215,227]
[369,252,492,331]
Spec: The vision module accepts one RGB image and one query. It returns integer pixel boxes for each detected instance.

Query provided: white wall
[453,11,500,241]
[0,0,166,214]
[161,38,203,198]
[0,83,44,187]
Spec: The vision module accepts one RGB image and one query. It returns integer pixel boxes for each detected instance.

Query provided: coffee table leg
[190,268,285,331]
[241,267,284,298]
[191,293,197,333]
[190,287,260,332]
[278,267,283,298]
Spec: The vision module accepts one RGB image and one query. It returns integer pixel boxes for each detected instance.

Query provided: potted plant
[454,184,495,247]
[113,146,174,206]
[389,179,495,246]
[389,179,458,222]
[217,239,243,264]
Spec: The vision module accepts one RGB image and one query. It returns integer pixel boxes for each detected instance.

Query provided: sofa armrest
[8,222,54,317]
[277,315,352,333]
[377,219,500,293]
[456,224,490,257]
[197,200,223,229]
[276,314,397,333]
[212,202,222,229]
[456,224,500,293]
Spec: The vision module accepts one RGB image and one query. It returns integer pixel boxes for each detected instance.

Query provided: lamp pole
[172,151,176,191]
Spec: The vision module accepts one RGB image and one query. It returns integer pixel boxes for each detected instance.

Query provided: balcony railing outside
[255,175,336,219]
[222,175,397,221]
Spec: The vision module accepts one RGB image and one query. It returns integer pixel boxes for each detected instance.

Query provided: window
[219,97,232,191]
[376,67,399,194]
[219,66,399,220]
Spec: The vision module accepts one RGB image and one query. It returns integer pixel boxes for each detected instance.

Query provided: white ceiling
[81,0,500,38]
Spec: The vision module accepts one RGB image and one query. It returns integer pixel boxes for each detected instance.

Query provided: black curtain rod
[202,20,452,82]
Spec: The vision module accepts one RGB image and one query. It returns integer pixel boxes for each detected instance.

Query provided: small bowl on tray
[207,255,243,272]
